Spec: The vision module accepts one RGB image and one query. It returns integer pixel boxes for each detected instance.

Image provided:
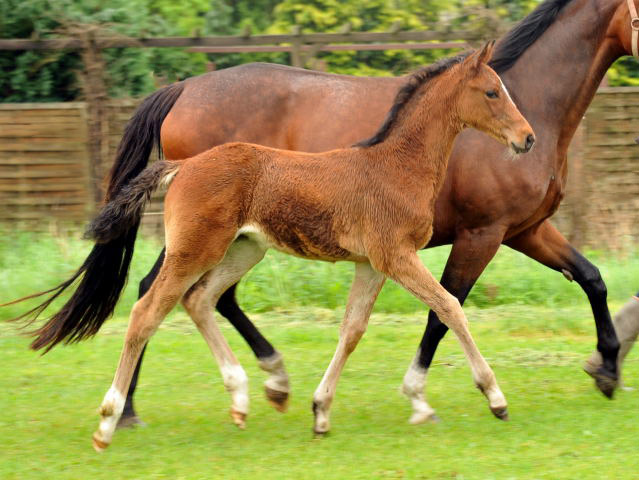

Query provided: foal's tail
[5,82,184,353]
[6,161,180,352]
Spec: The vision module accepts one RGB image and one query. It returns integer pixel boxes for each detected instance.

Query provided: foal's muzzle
[511,133,535,154]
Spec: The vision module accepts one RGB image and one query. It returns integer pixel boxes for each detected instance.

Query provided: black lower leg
[417,284,473,369]
[569,247,620,381]
[216,283,276,359]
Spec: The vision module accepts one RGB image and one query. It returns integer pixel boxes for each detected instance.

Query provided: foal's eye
[486,90,499,99]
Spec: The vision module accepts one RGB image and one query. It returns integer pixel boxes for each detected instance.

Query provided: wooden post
[290,25,303,68]
[78,27,109,206]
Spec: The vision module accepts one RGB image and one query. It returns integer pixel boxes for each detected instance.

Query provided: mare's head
[455,42,535,154]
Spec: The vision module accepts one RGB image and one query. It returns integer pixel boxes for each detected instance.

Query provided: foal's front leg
[376,250,507,420]
[312,262,385,434]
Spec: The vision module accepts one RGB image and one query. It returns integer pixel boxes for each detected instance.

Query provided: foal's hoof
[116,414,147,430]
[230,409,247,429]
[409,411,440,425]
[584,365,618,399]
[92,433,109,453]
[490,406,509,421]
[265,386,289,413]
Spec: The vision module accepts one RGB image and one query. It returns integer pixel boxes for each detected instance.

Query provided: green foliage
[2,0,639,102]
[0,0,208,102]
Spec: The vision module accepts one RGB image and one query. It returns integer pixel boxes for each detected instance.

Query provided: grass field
[2,305,639,479]
[1,233,639,479]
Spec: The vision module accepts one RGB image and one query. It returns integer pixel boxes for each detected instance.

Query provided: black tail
[7,82,184,352]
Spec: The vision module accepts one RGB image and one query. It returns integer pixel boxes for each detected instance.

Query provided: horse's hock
[0,87,638,249]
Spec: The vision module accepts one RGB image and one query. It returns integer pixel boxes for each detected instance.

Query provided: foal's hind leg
[375,251,507,420]
[92,258,201,451]
[312,262,385,434]
[217,284,290,412]
[182,238,266,429]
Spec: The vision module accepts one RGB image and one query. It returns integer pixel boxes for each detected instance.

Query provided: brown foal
[36,44,536,450]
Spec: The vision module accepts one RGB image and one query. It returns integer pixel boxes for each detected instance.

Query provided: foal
[87,43,533,450]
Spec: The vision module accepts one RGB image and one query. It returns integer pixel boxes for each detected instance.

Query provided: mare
[12,45,534,450]
[12,0,638,426]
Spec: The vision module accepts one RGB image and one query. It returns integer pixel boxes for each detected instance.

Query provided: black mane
[356,0,574,148]
[355,53,469,148]
[489,0,574,73]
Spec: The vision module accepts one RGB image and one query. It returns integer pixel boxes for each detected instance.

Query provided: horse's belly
[236,223,353,262]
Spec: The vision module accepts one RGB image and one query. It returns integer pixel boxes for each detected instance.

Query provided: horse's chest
[544,175,566,215]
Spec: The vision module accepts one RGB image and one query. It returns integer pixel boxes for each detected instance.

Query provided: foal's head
[455,42,535,154]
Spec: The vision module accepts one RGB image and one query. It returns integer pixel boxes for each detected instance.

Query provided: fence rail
[0,88,638,248]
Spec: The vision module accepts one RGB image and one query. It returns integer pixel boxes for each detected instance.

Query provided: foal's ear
[468,40,496,71]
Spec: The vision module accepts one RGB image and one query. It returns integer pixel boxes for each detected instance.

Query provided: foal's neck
[366,76,463,183]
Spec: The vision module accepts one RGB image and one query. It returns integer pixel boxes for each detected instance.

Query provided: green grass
[1,305,638,479]
[2,232,639,478]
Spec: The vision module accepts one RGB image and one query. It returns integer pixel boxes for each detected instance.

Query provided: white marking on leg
[401,351,437,424]
[259,351,290,394]
[221,362,249,415]
[94,385,125,450]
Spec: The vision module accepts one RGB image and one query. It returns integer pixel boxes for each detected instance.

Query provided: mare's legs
[120,248,289,427]
[181,238,267,428]
[505,220,620,397]
[403,229,503,424]
[376,250,507,419]
[585,291,639,389]
[312,262,386,434]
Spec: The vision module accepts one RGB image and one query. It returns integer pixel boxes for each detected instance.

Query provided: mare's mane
[356,0,574,148]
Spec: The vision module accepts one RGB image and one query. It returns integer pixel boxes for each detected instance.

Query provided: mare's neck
[501,0,622,156]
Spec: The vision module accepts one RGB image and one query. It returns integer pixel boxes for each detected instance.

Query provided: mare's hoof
[230,409,247,429]
[92,433,109,452]
[584,365,618,399]
[409,411,440,425]
[491,406,509,421]
[265,386,289,413]
[313,426,330,437]
[116,414,147,430]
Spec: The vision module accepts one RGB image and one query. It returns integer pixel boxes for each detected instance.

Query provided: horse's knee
[574,261,607,301]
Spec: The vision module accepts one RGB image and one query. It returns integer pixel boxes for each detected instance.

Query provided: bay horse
[122,0,637,424]
[15,44,535,450]
[10,0,636,427]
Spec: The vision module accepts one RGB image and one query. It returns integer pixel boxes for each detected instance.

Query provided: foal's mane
[355,54,469,148]
[356,0,574,148]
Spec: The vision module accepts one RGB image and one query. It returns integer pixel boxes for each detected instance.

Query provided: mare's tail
[5,82,184,352]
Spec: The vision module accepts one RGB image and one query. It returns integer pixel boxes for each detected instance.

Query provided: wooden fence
[1,88,638,248]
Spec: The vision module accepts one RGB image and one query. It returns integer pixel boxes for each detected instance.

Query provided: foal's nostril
[525,134,535,151]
